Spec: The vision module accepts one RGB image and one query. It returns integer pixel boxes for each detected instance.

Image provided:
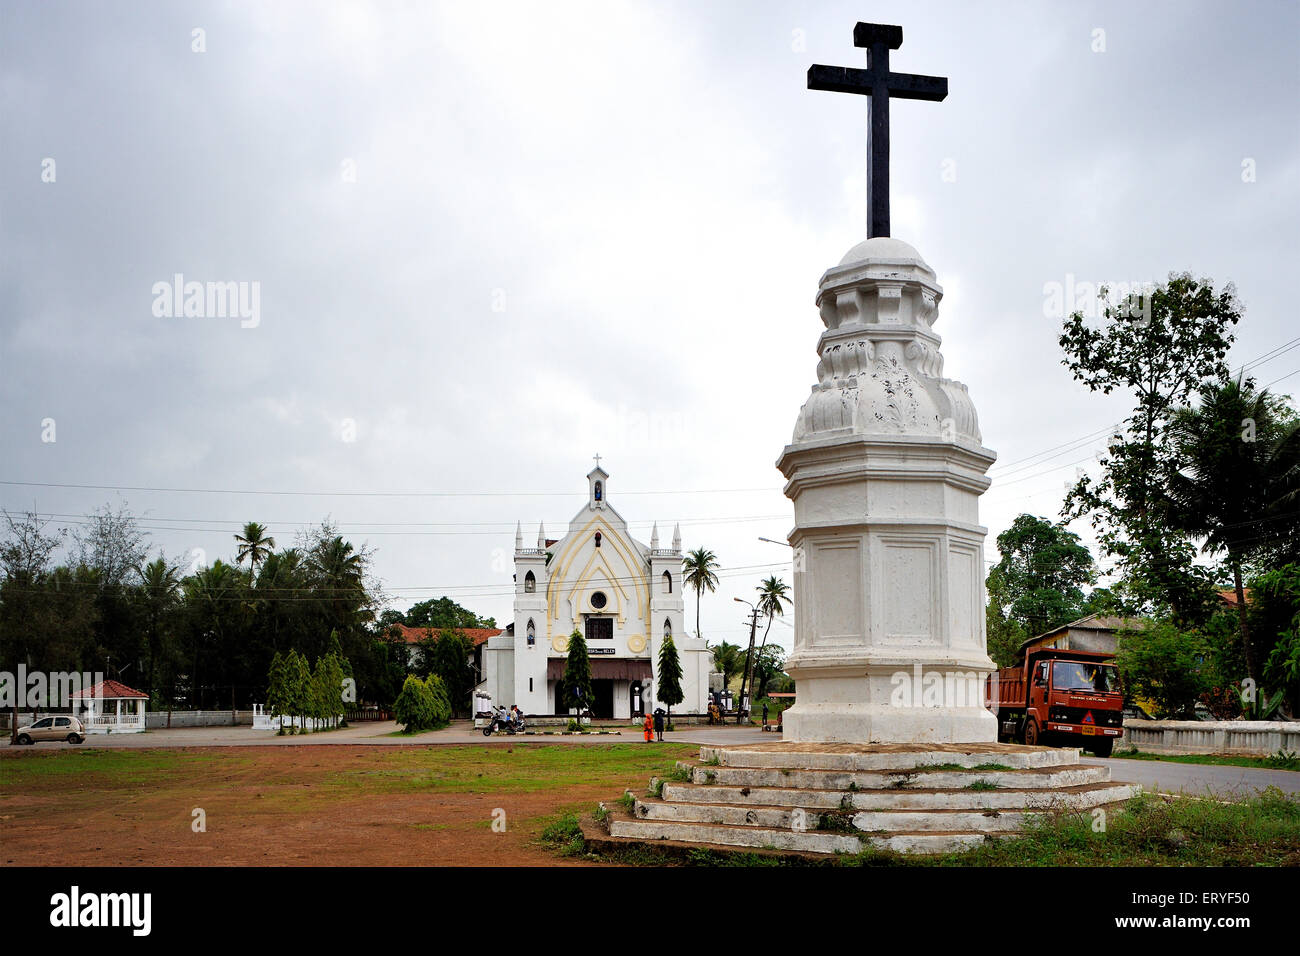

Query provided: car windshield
[1052,661,1119,693]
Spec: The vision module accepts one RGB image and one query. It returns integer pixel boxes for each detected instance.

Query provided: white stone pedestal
[777,237,998,744]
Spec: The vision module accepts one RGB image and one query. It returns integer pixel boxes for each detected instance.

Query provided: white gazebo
[70,679,149,734]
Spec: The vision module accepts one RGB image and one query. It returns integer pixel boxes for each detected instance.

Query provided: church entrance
[592,680,614,719]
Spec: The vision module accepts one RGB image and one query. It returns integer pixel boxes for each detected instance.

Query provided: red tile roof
[70,679,149,700]
[1217,588,1253,607]
[390,624,503,647]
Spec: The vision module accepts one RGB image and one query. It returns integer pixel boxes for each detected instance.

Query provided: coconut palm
[136,557,181,697]
[682,547,720,639]
[1161,376,1300,683]
[755,575,792,655]
[234,522,276,573]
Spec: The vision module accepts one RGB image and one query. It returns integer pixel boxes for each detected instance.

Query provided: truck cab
[994,649,1124,757]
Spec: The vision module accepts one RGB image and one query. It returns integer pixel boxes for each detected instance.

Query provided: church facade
[479,466,711,719]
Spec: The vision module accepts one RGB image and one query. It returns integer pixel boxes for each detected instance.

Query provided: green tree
[266,651,289,734]
[234,521,276,573]
[682,547,719,640]
[1060,274,1241,623]
[393,675,435,732]
[657,634,684,724]
[135,558,181,700]
[285,648,312,733]
[986,514,1096,639]
[427,630,474,718]
[709,641,744,687]
[559,630,593,723]
[403,596,495,629]
[1114,620,1213,719]
[752,643,786,699]
[754,575,792,657]
[1161,377,1300,684]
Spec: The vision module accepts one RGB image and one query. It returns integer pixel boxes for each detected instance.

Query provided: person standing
[642,712,654,743]
[653,707,665,742]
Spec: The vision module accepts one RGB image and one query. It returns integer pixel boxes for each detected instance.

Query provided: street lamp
[758,536,791,548]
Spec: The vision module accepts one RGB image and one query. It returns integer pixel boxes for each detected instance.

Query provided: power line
[0,479,780,498]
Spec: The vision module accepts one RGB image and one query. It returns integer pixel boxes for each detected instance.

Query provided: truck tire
[1088,737,1113,758]
[1023,718,1040,747]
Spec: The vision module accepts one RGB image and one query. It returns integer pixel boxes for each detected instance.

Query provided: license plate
[1082,725,1095,735]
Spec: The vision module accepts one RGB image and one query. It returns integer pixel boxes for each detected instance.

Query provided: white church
[479,465,712,720]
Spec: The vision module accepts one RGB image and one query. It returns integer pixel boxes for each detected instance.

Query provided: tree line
[987,274,1300,718]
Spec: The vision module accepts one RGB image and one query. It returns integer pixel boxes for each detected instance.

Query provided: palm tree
[234,522,276,573]
[1162,376,1300,684]
[755,575,792,655]
[682,547,720,639]
[307,536,371,642]
[136,557,180,698]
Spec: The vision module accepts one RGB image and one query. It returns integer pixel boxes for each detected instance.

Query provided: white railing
[1123,719,1300,755]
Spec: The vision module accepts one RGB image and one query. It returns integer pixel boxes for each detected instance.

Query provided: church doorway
[592,680,614,719]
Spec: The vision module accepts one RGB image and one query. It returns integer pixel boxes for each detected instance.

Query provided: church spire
[515,521,523,551]
[672,523,681,551]
[650,522,660,550]
[537,522,546,550]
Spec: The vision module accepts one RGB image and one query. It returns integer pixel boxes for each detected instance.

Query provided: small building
[1019,614,1146,657]
[70,679,149,734]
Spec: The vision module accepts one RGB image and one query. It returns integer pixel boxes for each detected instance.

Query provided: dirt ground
[0,743,693,866]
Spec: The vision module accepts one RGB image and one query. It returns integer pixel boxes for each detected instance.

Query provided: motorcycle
[482,707,527,736]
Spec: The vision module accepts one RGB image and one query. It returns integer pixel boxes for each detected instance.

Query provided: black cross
[809,23,947,239]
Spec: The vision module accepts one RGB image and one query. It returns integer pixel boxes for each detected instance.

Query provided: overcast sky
[2,0,1297,654]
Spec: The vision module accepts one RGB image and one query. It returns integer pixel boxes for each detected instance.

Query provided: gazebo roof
[70,679,149,700]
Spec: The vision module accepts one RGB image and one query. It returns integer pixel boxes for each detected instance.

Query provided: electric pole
[734,598,762,725]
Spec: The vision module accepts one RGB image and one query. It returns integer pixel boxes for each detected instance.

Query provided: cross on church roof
[593,452,602,467]
[808,22,948,239]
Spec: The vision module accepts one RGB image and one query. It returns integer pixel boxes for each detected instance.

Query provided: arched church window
[526,619,536,646]
[662,570,672,594]
[594,481,603,502]
[594,532,602,548]
[664,618,672,639]
[524,571,536,593]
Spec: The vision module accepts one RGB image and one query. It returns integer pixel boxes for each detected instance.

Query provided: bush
[392,675,452,733]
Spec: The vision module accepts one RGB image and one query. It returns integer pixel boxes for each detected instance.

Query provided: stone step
[646,783,1136,823]
[632,797,825,829]
[843,782,1137,810]
[606,811,1020,855]
[698,743,1081,772]
[608,814,863,854]
[687,763,1111,791]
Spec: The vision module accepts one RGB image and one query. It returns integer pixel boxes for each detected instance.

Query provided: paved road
[1082,755,1300,798]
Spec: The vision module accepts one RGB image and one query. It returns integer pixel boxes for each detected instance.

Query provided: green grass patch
[965,780,1001,791]
[0,748,247,785]
[538,812,585,856]
[1114,748,1300,772]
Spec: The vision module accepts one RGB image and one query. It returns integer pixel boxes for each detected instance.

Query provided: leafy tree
[986,514,1096,639]
[403,596,495,629]
[752,643,786,699]
[284,649,312,733]
[985,602,1028,670]
[266,651,289,734]
[709,641,744,687]
[1161,377,1300,684]
[1114,620,1213,719]
[1252,563,1300,715]
[559,630,592,723]
[681,547,719,640]
[1060,274,1240,622]
[136,557,180,699]
[234,521,276,573]
[657,634,684,723]
[393,674,452,732]
[427,630,474,718]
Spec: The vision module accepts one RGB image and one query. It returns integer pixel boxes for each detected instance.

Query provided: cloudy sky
[2,0,1297,653]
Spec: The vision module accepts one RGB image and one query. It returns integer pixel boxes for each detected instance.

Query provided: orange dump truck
[989,648,1124,757]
